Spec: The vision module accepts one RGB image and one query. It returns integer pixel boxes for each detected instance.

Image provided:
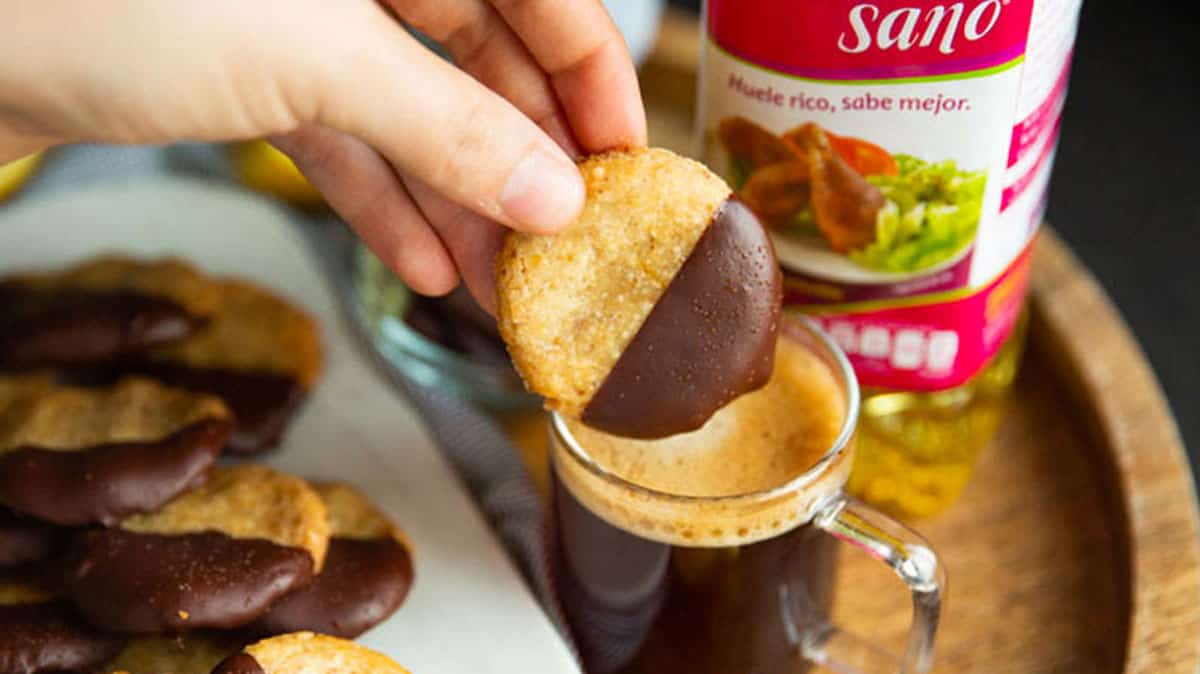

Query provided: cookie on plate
[210,632,410,674]
[0,574,124,674]
[100,633,244,674]
[496,147,781,439]
[126,279,322,455]
[68,465,330,633]
[248,482,413,638]
[0,376,232,525]
[0,256,220,372]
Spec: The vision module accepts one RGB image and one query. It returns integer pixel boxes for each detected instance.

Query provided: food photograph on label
[718,115,986,280]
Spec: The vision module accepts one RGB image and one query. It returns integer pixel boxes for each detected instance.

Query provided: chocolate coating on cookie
[125,363,306,455]
[0,600,124,674]
[69,529,315,633]
[101,633,246,674]
[211,653,266,674]
[248,537,413,638]
[582,199,782,438]
[0,510,59,568]
[0,420,231,526]
[129,279,321,455]
[0,283,204,372]
[497,148,782,436]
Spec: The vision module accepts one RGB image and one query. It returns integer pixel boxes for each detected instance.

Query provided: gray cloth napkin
[16,143,575,648]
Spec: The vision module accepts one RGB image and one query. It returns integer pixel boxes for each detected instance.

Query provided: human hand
[0,0,647,311]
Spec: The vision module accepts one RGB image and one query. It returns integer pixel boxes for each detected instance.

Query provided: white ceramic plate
[0,176,578,674]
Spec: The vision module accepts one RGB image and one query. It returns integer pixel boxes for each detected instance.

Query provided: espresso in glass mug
[550,315,944,674]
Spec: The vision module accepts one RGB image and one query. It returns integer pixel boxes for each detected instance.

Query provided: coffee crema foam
[557,336,852,547]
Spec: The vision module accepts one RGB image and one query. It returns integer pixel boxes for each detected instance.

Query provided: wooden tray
[636,11,1200,673]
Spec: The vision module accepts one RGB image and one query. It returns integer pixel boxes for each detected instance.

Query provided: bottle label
[697,0,1081,390]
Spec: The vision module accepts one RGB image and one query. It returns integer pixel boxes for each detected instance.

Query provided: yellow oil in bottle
[847,311,1028,519]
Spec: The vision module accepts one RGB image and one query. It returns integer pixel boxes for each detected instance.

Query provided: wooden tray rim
[1030,233,1200,674]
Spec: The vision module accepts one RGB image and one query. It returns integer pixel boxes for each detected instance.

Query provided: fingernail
[500,149,584,234]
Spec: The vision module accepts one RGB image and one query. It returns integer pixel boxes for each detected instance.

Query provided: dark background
[670,0,1200,475]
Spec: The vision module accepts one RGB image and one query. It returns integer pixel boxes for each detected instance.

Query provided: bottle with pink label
[696,0,1082,517]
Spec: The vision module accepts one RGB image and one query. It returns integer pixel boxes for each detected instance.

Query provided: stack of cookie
[0,257,415,674]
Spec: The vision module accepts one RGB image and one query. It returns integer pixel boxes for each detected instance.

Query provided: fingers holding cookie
[496,147,782,438]
[68,465,330,633]
[0,377,232,526]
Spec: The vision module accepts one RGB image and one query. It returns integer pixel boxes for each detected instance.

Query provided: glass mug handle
[784,494,945,674]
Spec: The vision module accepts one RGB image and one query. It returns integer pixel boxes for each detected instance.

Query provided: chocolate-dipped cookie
[100,633,244,674]
[248,482,413,638]
[0,575,124,674]
[496,147,782,439]
[0,377,232,526]
[124,280,322,455]
[0,508,60,568]
[68,465,330,633]
[0,256,221,372]
[210,632,410,674]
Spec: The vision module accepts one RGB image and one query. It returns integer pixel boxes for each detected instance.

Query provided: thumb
[308,7,585,235]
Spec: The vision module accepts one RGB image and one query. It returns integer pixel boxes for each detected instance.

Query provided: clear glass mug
[548,315,945,674]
